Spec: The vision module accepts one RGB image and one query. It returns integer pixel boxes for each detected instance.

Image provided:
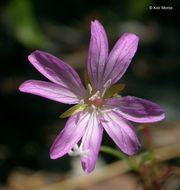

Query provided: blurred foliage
[0,0,180,187]
[126,0,154,18]
[7,0,49,49]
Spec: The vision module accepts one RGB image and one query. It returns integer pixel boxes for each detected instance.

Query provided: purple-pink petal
[103,33,139,87]
[19,80,81,104]
[106,96,165,123]
[50,111,90,159]
[87,20,108,92]
[100,111,141,155]
[81,112,103,174]
[28,50,87,100]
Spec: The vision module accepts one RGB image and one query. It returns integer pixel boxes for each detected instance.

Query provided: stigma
[93,96,104,107]
[87,79,112,111]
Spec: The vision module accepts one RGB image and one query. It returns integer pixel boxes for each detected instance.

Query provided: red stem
[143,123,152,147]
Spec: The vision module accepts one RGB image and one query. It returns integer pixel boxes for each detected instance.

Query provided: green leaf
[139,153,156,167]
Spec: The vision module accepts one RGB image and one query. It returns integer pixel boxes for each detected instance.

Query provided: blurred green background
[0,0,180,189]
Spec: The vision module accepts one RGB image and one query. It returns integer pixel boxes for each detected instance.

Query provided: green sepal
[104,84,125,99]
[59,104,87,118]
[84,71,90,89]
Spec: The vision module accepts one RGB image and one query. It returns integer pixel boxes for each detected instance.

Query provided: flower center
[88,90,104,108]
[92,96,104,107]
[87,80,112,109]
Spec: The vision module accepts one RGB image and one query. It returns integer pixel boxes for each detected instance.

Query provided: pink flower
[19,20,165,174]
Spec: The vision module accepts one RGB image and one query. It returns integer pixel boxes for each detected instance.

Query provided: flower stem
[100,146,139,171]
[141,123,163,190]
[143,123,158,175]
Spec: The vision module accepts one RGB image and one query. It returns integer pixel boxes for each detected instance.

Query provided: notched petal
[19,80,80,104]
[87,20,109,91]
[101,112,141,155]
[104,33,139,86]
[28,50,87,99]
[81,112,103,174]
[106,96,165,123]
[50,111,90,159]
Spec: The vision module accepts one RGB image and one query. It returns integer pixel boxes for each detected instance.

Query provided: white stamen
[101,109,112,114]
[89,91,100,101]
[91,104,97,111]
[88,83,93,94]
[104,79,112,88]
[79,99,85,105]
[68,144,90,158]
[73,144,79,152]
[102,79,112,97]
[81,149,90,158]
[68,144,79,156]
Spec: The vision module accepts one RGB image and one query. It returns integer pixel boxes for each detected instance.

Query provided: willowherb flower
[19,20,165,174]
